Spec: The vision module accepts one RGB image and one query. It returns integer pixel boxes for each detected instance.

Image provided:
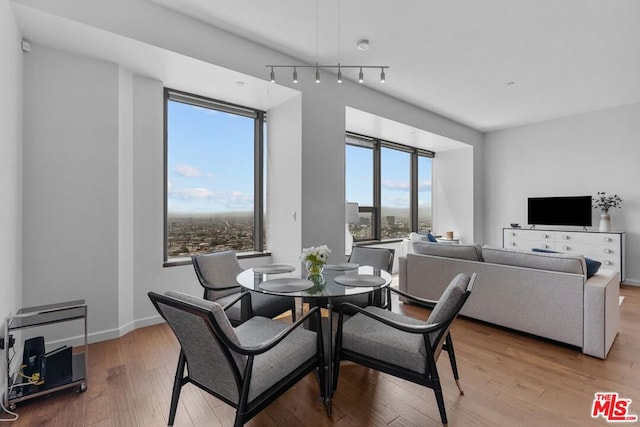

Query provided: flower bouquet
[301,245,331,275]
[593,192,622,213]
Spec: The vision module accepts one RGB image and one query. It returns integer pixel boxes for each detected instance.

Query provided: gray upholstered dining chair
[333,272,476,427]
[192,250,295,326]
[348,246,395,273]
[148,290,325,427]
[332,246,395,312]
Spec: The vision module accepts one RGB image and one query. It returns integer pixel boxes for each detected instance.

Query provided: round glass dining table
[236,264,393,414]
[236,264,392,298]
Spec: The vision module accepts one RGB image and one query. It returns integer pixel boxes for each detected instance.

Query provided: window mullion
[411,150,418,231]
[254,112,264,252]
[373,140,381,241]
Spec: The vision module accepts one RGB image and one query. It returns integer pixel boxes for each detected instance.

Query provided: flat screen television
[527,196,592,227]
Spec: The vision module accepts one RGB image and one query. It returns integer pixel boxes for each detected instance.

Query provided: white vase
[599,211,611,232]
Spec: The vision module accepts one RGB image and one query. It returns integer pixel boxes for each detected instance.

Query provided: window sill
[163,251,272,267]
[354,238,404,246]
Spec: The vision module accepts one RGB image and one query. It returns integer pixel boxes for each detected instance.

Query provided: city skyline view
[166,97,433,257]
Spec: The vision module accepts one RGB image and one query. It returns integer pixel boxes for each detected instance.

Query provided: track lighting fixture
[266,65,389,85]
[267,0,388,85]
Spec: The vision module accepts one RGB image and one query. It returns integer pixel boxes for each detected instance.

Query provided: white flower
[301,244,331,264]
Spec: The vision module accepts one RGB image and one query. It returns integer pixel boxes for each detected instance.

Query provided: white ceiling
[149,0,640,132]
[13,1,466,152]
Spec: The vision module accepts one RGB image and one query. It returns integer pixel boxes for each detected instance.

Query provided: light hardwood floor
[5,285,640,426]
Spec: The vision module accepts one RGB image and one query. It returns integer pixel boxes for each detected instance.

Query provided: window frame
[345,131,434,242]
[163,88,267,265]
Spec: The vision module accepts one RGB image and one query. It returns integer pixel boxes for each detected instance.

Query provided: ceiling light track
[267,64,389,84]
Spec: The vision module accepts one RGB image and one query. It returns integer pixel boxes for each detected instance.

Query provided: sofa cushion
[482,246,586,277]
[412,242,484,262]
[531,248,601,278]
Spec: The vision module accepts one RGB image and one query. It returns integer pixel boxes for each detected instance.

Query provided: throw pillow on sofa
[531,248,601,278]
[410,232,438,243]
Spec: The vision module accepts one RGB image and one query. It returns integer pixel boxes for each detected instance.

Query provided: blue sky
[168,100,432,214]
[346,145,432,211]
[167,101,254,213]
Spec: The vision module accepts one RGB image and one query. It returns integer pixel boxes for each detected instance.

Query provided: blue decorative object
[531,248,601,278]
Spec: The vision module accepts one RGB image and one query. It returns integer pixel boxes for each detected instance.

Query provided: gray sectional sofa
[398,242,620,359]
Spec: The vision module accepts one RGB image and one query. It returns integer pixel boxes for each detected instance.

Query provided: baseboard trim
[44,315,165,349]
[134,314,164,329]
[622,279,640,287]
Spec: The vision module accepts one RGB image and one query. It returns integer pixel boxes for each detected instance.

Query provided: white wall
[267,95,303,270]
[433,146,474,244]
[22,45,120,342]
[15,0,483,341]
[0,0,23,396]
[484,103,640,284]
[118,67,135,334]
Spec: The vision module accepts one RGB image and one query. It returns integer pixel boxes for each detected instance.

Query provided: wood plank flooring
[5,285,640,426]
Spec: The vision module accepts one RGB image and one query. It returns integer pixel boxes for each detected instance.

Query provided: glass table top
[236,265,392,298]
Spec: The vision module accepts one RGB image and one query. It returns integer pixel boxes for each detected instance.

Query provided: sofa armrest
[583,269,620,359]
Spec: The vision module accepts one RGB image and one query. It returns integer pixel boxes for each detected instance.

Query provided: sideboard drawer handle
[563,246,569,250]
[562,235,569,240]
[604,249,612,254]
[604,260,612,265]
[603,237,611,242]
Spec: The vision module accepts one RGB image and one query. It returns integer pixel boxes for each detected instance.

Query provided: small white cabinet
[503,228,625,281]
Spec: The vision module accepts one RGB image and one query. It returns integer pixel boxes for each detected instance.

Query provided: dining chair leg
[168,350,186,426]
[444,333,464,395]
[432,379,448,427]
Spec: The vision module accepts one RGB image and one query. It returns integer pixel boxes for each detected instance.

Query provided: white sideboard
[503,228,625,281]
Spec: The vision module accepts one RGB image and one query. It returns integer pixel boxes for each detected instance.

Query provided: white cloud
[382,180,431,192]
[168,187,254,210]
[174,164,213,178]
[384,195,410,207]
[418,180,432,192]
[382,180,410,191]
[169,187,217,200]
[226,191,254,209]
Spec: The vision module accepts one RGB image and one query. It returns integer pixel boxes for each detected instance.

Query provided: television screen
[528,196,592,227]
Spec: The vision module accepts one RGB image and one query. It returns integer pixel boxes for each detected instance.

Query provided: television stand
[502,228,626,281]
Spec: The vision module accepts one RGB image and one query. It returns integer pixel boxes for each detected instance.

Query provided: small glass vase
[306,260,324,275]
[306,272,326,294]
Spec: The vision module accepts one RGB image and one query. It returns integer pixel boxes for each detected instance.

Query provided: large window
[346,133,433,241]
[164,89,265,261]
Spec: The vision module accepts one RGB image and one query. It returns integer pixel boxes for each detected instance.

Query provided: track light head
[293,67,298,83]
[270,67,275,83]
[337,65,343,83]
[358,67,364,83]
[380,68,385,83]
[315,66,320,83]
